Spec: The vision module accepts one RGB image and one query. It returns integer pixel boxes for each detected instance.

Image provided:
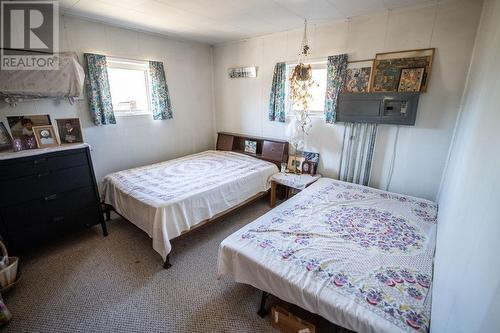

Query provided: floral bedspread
[102,150,278,260]
[103,150,276,207]
[219,178,437,333]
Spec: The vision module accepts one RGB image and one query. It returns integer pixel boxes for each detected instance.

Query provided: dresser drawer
[0,165,93,207]
[1,186,98,232]
[0,150,88,181]
[5,206,101,250]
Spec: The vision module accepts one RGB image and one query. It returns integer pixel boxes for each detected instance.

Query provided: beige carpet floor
[2,197,279,333]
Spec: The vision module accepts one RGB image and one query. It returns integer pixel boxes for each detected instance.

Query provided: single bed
[102,132,287,268]
[218,178,437,333]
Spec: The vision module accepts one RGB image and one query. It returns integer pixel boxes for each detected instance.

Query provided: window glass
[288,62,327,114]
[107,58,151,115]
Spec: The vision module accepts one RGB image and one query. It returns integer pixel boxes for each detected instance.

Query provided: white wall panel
[213,0,483,200]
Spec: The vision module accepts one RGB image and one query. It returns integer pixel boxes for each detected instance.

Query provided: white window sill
[286,111,324,118]
[114,110,152,117]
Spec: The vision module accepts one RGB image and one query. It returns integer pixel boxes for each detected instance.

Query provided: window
[107,57,151,116]
[286,61,327,115]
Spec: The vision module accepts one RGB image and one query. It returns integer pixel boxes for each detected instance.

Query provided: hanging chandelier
[289,20,316,136]
[288,20,317,173]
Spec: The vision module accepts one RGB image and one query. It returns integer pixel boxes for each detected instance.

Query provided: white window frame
[106,57,152,117]
[286,60,327,117]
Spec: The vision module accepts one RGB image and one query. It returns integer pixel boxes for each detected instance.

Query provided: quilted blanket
[103,150,278,260]
[219,178,437,333]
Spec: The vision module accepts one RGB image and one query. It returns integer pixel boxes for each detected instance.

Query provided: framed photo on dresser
[56,118,84,144]
[6,115,51,141]
[0,122,13,151]
[33,125,59,148]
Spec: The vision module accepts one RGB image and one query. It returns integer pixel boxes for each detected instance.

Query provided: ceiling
[60,0,441,44]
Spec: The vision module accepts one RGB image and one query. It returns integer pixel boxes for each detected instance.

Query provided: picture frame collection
[0,115,84,152]
[287,151,319,175]
[343,48,435,94]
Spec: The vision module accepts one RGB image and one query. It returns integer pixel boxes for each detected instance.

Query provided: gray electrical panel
[337,92,420,125]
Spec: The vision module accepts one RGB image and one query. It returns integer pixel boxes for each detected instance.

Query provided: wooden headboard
[216,132,289,167]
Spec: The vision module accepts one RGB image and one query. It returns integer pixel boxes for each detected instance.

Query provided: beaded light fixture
[289,20,317,173]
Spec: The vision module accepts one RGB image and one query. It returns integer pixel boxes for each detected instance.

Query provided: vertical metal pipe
[343,123,354,181]
[365,124,378,186]
[338,123,348,180]
[356,123,368,184]
[339,122,378,186]
[348,123,360,183]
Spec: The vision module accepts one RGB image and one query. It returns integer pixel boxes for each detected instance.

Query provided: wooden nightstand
[270,173,322,207]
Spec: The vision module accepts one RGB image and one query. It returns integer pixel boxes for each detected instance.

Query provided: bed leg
[257,291,270,318]
[100,219,108,237]
[163,254,172,269]
[104,204,112,221]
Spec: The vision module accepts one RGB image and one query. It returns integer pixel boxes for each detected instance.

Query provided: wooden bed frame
[104,132,288,269]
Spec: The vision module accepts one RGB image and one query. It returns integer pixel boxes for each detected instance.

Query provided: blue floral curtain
[324,54,348,124]
[84,53,116,126]
[149,61,173,120]
[268,62,286,122]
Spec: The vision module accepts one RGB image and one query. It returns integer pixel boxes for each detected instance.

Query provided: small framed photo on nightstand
[287,156,305,173]
[303,151,319,175]
[302,161,315,175]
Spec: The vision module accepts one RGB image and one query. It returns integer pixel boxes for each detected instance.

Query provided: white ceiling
[60,0,441,44]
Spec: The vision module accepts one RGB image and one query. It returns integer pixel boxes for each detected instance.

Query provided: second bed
[218,178,438,333]
[102,150,279,266]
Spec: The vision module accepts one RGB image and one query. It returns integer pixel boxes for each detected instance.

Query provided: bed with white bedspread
[102,150,278,262]
[218,178,437,333]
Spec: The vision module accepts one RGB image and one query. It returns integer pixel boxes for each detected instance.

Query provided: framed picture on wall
[398,67,425,92]
[228,67,257,78]
[56,118,84,144]
[371,48,435,93]
[344,60,374,93]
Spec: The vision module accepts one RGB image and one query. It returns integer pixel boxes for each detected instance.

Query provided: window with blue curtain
[324,54,348,124]
[84,53,116,126]
[149,61,173,120]
[268,62,286,122]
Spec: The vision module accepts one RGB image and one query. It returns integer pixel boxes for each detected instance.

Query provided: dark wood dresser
[0,145,107,252]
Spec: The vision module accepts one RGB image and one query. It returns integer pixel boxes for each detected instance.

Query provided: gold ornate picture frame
[344,59,375,93]
[371,48,435,93]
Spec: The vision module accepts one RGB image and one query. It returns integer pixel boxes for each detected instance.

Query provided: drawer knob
[33,158,47,165]
[44,194,57,201]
